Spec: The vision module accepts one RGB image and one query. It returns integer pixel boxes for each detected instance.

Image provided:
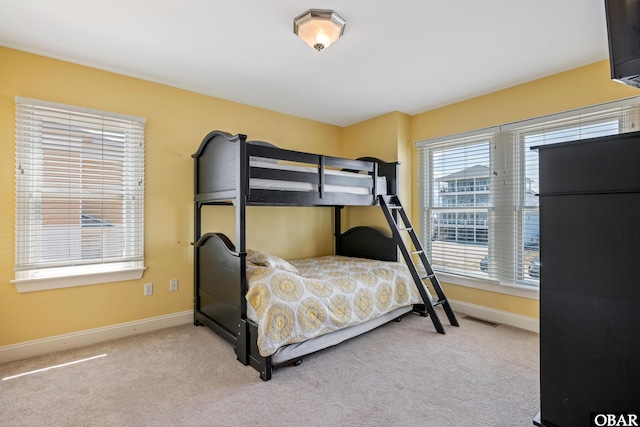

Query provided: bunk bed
[192,130,457,380]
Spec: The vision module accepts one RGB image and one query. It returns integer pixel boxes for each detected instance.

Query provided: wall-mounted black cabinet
[534,131,640,427]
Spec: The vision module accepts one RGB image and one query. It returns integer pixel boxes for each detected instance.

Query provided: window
[420,136,492,280]
[13,97,146,292]
[417,97,640,295]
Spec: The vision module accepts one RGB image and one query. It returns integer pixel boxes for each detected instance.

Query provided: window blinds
[14,97,145,280]
[419,132,493,279]
[417,96,640,289]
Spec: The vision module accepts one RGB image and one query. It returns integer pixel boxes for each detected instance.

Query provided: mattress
[270,305,413,366]
[249,160,387,195]
[244,251,425,358]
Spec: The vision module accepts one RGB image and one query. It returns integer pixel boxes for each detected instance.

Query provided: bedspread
[245,253,424,357]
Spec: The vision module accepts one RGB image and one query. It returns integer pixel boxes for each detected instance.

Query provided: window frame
[12,97,146,293]
[417,96,640,300]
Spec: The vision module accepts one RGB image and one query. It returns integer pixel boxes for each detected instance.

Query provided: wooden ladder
[379,194,459,334]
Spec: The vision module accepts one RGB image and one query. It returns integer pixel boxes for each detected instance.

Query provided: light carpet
[0,311,539,426]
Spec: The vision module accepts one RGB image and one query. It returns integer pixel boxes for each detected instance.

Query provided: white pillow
[246,249,299,274]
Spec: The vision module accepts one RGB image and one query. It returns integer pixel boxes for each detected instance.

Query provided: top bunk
[192,130,399,207]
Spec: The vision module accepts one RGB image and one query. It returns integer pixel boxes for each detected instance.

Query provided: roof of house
[438,165,491,181]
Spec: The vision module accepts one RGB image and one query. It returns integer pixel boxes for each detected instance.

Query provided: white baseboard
[449,299,539,333]
[1,303,537,365]
[0,310,193,364]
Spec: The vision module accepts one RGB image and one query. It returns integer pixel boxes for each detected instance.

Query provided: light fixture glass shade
[293,9,346,51]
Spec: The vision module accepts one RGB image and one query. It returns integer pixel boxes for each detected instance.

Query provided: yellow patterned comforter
[245,251,424,357]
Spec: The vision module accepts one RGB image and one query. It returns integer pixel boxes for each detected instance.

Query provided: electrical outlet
[169,279,178,292]
[144,283,153,296]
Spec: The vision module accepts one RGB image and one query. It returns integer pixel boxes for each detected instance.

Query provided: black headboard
[357,157,399,196]
[336,226,398,262]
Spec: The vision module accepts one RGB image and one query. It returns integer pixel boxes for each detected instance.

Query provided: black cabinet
[534,132,640,427]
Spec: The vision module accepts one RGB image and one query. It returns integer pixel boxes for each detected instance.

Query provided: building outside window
[13,97,146,292]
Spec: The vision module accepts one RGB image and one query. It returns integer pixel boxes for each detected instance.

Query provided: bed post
[334,205,344,255]
[233,134,249,365]
[193,202,202,326]
[193,143,203,326]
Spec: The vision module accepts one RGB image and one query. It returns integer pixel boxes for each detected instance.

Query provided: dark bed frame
[192,130,418,380]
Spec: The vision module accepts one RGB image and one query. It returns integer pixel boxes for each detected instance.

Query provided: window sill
[436,271,539,300]
[11,266,147,293]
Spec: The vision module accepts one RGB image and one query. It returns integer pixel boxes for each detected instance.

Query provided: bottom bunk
[193,226,435,381]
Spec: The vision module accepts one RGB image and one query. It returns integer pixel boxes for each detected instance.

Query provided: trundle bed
[192,130,453,380]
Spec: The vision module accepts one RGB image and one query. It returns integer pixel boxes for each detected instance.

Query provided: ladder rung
[379,194,459,332]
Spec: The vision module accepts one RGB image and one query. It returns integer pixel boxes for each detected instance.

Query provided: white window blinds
[418,132,492,279]
[417,96,640,290]
[14,97,145,288]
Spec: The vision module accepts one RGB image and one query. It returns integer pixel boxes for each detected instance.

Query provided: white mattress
[270,306,412,365]
[246,296,414,366]
[249,160,386,195]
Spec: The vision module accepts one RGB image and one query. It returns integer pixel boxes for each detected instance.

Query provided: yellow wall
[341,112,401,231]
[2,45,638,350]
[341,112,412,232]
[0,47,341,346]
[410,59,639,319]
[411,60,638,140]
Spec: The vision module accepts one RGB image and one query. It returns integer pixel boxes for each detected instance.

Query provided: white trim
[450,299,539,333]
[438,271,539,300]
[501,96,640,131]
[15,96,146,123]
[0,305,537,365]
[414,126,498,148]
[11,267,147,293]
[0,310,192,364]
[415,96,640,146]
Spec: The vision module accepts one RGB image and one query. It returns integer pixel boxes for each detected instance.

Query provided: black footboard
[193,233,247,364]
[193,232,273,377]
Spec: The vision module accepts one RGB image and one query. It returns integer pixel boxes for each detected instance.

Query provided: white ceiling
[0,0,610,127]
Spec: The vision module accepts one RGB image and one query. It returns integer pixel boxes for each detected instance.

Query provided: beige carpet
[0,311,539,427]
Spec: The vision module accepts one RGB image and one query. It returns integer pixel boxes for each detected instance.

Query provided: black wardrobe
[534,131,640,426]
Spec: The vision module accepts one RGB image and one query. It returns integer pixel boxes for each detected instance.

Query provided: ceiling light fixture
[293,9,346,51]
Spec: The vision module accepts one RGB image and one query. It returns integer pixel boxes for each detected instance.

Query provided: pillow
[246,249,299,274]
[247,140,278,164]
